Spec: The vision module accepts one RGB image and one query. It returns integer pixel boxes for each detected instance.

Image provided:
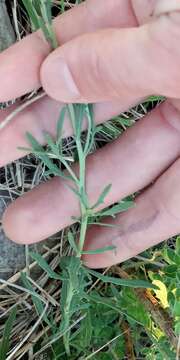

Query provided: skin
[1,0,180,268]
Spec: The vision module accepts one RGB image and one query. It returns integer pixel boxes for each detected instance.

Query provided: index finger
[0,0,138,101]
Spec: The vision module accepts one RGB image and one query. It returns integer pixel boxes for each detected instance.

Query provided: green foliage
[22,0,58,48]
[88,269,158,289]
[21,272,51,327]
[149,237,180,336]
[0,307,16,360]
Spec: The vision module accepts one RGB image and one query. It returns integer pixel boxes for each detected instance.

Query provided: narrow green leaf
[91,184,112,209]
[26,132,71,180]
[75,104,85,138]
[44,132,59,157]
[97,201,134,218]
[0,307,16,360]
[21,272,51,326]
[22,0,40,30]
[81,245,116,255]
[67,231,78,254]
[87,269,159,290]
[40,0,53,24]
[30,252,63,280]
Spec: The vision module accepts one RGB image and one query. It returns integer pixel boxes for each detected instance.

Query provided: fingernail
[42,57,81,102]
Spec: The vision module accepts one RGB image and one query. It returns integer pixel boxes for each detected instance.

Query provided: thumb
[40,12,180,103]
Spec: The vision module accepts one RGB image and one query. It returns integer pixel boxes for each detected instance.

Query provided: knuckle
[154,159,180,222]
[148,12,180,96]
[154,0,180,18]
[159,100,180,136]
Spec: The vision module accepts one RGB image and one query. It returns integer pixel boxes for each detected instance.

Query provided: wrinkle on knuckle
[159,101,180,137]
[154,163,180,223]
[147,9,180,97]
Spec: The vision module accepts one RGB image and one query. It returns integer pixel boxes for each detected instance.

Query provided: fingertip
[40,53,82,103]
[2,201,37,245]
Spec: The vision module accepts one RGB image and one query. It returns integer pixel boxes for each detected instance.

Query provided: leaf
[91,184,112,209]
[84,104,95,155]
[26,132,71,180]
[82,309,92,348]
[40,0,53,24]
[176,236,180,256]
[21,273,51,326]
[0,307,17,360]
[152,280,169,308]
[86,292,143,325]
[44,132,59,157]
[81,245,116,255]
[96,200,134,218]
[87,269,159,290]
[60,257,82,288]
[145,95,165,102]
[173,301,180,317]
[75,104,86,138]
[22,0,40,30]
[67,231,78,254]
[118,287,150,327]
[29,252,63,280]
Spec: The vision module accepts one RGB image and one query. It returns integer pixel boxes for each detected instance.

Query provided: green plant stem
[78,210,88,256]
[67,104,90,256]
[76,142,89,256]
[63,282,74,356]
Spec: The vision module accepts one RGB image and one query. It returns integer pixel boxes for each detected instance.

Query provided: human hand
[1,0,180,268]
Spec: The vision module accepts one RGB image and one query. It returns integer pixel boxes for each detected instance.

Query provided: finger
[0,0,138,102]
[0,95,141,167]
[83,156,180,268]
[41,7,180,103]
[3,99,180,244]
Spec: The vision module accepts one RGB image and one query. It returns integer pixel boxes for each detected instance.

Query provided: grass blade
[97,200,134,218]
[22,0,40,30]
[0,307,17,360]
[67,231,79,254]
[81,245,116,255]
[87,269,159,289]
[21,272,51,326]
[30,252,63,280]
[91,184,112,209]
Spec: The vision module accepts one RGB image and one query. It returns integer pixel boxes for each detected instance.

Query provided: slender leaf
[67,231,78,254]
[30,252,63,280]
[21,273,51,326]
[81,245,116,255]
[97,200,134,218]
[26,132,72,180]
[22,0,40,30]
[0,307,17,360]
[87,269,159,290]
[91,184,112,209]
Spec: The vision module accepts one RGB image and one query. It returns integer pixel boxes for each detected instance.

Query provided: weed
[20,0,159,356]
